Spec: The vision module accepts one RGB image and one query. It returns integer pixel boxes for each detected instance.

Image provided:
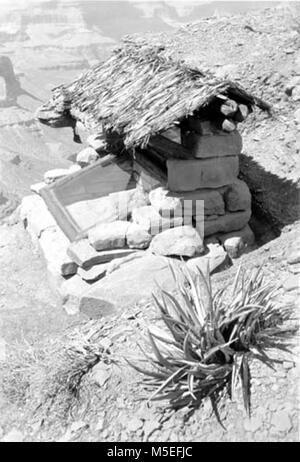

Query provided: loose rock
[126,223,152,249]
[76,147,99,166]
[223,236,244,258]
[149,226,204,257]
[88,220,129,251]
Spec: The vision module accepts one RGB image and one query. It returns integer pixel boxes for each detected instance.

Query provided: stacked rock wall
[158,118,252,239]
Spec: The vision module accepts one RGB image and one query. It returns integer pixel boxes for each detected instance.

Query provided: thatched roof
[37,43,270,150]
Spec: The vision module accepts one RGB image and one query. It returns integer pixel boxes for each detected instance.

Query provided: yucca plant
[128,264,296,417]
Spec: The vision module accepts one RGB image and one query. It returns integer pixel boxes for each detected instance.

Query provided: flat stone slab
[182,130,242,158]
[79,255,184,318]
[67,238,136,268]
[167,156,239,191]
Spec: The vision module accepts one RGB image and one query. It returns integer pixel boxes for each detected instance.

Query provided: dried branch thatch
[37,43,270,149]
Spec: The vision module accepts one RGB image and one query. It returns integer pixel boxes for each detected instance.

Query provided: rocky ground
[0,218,299,442]
[0,3,299,442]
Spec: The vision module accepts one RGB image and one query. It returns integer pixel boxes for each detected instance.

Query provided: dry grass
[0,321,111,428]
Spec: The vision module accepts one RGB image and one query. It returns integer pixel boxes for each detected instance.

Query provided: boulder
[224,180,251,211]
[222,236,244,259]
[132,205,189,235]
[39,226,78,277]
[167,156,239,192]
[44,168,69,184]
[149,187,182,214]
[149,226,204,257]
[67,239,136,268]
[76,147,99,166]
[181,130,242,158]
[195,210,251,237]
[88,220,129,251]
[187,242,231,275]
[126,223,152,249]
[20,195,56,238]
[79,255,184,318]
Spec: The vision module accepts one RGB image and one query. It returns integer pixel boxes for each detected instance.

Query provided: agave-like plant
[128,264,296,417]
